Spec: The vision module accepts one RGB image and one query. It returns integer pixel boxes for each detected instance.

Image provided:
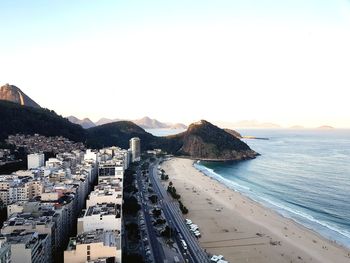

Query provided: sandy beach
[161,158,350,263]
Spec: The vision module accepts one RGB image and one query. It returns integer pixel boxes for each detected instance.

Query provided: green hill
[0,100,86,142]
[168,120,257,161]
[0,101,258,161]
[86,121,157,150]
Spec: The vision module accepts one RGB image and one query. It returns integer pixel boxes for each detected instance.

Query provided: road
[136,167,165,263]
[148,161,211,263]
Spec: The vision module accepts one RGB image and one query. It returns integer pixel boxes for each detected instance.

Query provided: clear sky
[1,0,349,127]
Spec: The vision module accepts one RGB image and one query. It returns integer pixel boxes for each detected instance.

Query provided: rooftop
[85,203,121,218]
[4,231,48,249]
[3,213,55,228]
[67,230,121,251]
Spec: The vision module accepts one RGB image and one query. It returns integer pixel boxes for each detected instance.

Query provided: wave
[195,164,250,191]
[195,163,350,246]
[257,196,350,240]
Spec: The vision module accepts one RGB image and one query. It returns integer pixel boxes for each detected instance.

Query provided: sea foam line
[194,162,350,246]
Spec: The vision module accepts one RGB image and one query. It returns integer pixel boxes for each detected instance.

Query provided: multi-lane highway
[148,161,211,263]
[136,168,165,263]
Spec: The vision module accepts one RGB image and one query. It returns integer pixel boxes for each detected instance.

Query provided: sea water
[195,129,350,248]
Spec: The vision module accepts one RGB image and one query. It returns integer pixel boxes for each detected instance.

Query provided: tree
[123,196,141,216]
[178,200,189,214]
[161,226,172,238]
[153,218,166,226]
[122,253,145,263]
[149,195,158,204]
[125,223,140,240]
[152,208,162,217]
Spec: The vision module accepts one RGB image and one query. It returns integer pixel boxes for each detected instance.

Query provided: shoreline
[161,157,350,263]
[194,161,350,250]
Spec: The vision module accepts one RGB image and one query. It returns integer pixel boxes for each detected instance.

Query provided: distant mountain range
[0,84,41,108]
[68,115,188,130]
[67,116,96,129]
[0,100,257,161]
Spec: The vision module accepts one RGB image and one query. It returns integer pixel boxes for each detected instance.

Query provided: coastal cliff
[171,120,258,161]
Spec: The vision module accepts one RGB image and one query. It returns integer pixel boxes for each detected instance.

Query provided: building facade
[129,137,141,162]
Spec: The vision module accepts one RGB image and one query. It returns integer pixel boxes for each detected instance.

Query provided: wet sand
[161,158,350,263]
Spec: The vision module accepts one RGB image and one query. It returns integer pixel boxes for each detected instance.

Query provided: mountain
[95,118,121,126]
[0,84,41,108]
[133,117,168,129]
[94,116,187,129]
[0,101,257,161]
[67,116,96,129]
[169,120,258,161]
[86,121,158,150]
[0,100,85,142]
[223,128,242,138]
[85,120,257,161]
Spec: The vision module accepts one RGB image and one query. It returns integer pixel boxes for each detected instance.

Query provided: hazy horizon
[1,1,349,128]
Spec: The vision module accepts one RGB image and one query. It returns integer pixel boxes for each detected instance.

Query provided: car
[190,227,198,232]
[185,219,192,225]
[194,231,201,237]
[181,239,188,250]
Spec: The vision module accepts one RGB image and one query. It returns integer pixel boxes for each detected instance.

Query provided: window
[87,245,90,250]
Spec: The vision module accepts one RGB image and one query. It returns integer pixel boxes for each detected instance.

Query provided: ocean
[146,128,186,136]
[192,129,350,248]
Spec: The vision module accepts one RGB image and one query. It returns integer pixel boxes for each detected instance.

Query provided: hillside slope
[0,101,86,142]
[67,116,96,129]
[0,84,41,108]
[170,120,258,161]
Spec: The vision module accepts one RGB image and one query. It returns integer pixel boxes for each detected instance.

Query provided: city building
[27,153,45,170]
[86,184,122,208]
[77,203,121,234]
[64,230,121,263]
[98,161,124,180]
[4,231,51,263]
[129,137,141,162]
[0,176,43,205]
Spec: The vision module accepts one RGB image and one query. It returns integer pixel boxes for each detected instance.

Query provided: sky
[1,0,350,128]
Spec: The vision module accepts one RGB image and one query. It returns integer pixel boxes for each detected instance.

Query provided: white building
[84,149,97,163]
[77,203,121,234]
[129,137,141,162]
[27,153,45,170]
[86,185,122,208]
[0,177,43,205]
[98,161,124,180]
[5,231,51,263]
[45,158,62,169]
[64,230,121,263]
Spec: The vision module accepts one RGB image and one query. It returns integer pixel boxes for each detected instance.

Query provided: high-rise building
[129,137,141,162]
[27,153,45,169]
[5,231,51,263]
[64,230,121,263]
